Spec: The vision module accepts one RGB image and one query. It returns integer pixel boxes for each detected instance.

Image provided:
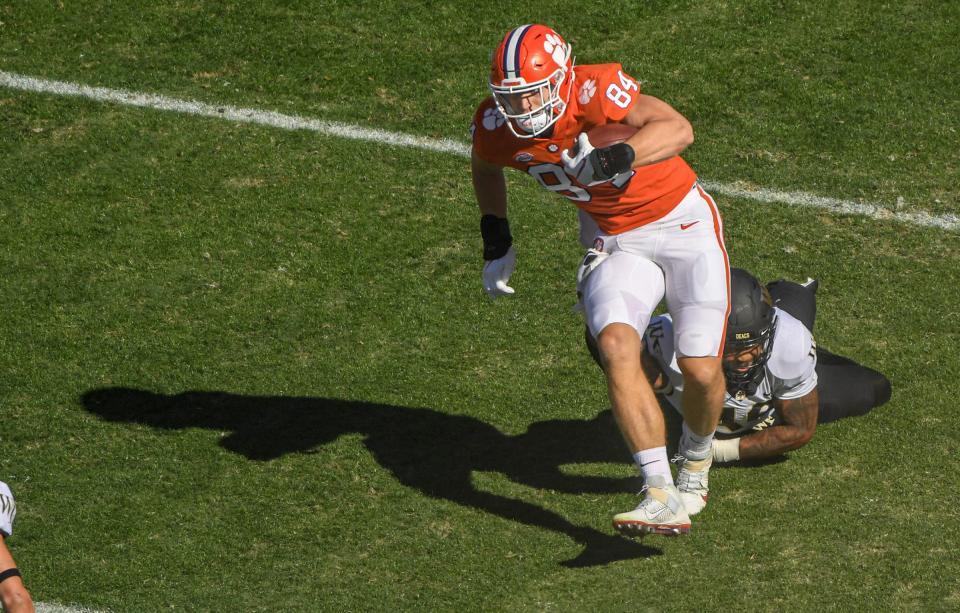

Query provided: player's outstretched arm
[0,538,33,613]
[471,152,516,298]
[621,94,694,167]
[716,389,819,462]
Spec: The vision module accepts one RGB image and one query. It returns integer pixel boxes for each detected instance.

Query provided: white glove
[575,248,609,295]
[712,437,741,463]
[561,133,605,186]
[482,246,516,298]
[0,481,16,537]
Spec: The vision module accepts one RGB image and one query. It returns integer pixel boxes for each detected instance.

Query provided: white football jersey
[0,481,15,537]
[644,308,818,436]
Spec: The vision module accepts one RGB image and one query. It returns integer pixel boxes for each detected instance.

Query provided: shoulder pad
[572,63,637,123]
[767,310,816,381]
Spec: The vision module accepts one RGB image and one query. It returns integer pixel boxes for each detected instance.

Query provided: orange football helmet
[489,24,575,138]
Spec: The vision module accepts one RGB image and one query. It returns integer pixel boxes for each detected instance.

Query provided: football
[587,122,638,148]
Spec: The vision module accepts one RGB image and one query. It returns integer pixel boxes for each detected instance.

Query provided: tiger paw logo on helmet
[579,79,597,104]
[543,33,567,64]
[482,107,506,131]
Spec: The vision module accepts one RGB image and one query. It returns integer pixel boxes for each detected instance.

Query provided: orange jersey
[471,63,697,234]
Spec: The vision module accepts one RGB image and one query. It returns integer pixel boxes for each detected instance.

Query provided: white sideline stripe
[37,602,108,613]
[698,180,958,231]
[1,70,956,232]
[0,71,467,156]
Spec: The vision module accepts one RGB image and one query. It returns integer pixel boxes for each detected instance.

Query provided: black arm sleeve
[480,215,512,261]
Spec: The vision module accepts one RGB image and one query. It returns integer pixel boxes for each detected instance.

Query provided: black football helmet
[724,268,777,396]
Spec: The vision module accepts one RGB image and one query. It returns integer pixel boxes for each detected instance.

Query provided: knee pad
[671,302,728,358]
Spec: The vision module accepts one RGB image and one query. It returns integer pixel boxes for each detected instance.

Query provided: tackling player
[0,482,34,613]
[471,24,731,536]
[587,269,892,462]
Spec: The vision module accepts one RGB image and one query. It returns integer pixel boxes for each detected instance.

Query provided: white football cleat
[613,475,691,537]
[673,454,712,516]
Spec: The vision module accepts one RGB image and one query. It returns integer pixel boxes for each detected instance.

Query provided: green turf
[1,2,959,611]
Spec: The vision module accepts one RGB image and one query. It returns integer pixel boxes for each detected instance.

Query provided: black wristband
[0,568,21,583]
[480,214,512,261]
[589,142,636,181]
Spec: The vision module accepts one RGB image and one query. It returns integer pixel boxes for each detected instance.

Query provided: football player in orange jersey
[471,24,731,536]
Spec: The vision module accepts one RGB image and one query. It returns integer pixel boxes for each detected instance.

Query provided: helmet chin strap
[727,377,758,398]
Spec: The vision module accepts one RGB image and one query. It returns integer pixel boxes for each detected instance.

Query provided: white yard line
[37,602,109,613]
[1,70,956,232]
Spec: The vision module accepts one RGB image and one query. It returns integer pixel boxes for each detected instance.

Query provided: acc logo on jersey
[482,107,505,131]
[543,33,566,64]
[514,152,534,162]
[579,79,597,104]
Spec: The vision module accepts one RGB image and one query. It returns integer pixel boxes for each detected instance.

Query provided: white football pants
[579,184,731,358]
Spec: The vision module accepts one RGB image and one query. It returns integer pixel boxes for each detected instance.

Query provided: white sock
[632,446,673,484]
[680,423,714,461]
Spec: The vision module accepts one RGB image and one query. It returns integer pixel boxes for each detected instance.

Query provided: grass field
[2,1,959,611]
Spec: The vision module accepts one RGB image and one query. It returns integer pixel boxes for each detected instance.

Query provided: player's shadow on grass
[81,387,661,568]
